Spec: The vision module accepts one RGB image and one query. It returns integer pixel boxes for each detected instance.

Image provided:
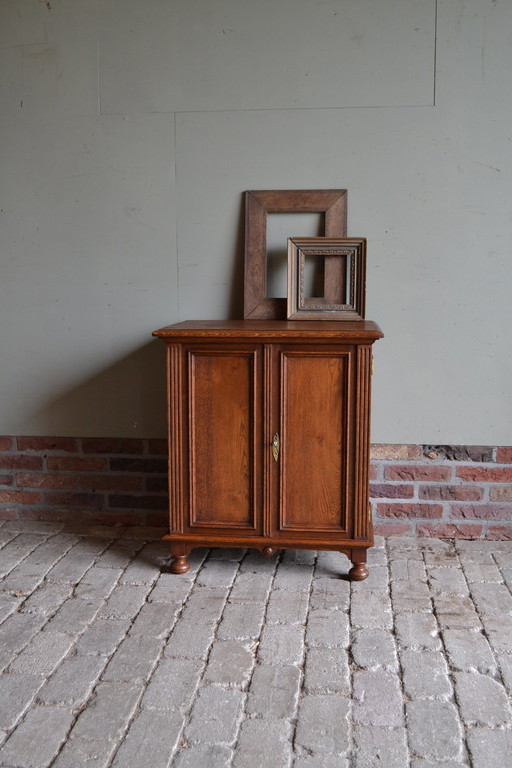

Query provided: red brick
[451,504,512,521]
[384,465,452,482]
[47,456,108,472]
[81,438,144,455]
[496,447,512,464]
[145,477,168,493]
[79,475,143,492]
[373,521,414,536]
[0,456,43,471]
[0,490,41,505]
[17,437,78,452]
[370,444,422,460]
[0,437,12,451]
[146,511,169,527]
[43,492,104,509]
[83,509,145,526]
[108,494,168,510]
[369,464,379,481]
[370,484,414,499]
[0,474,14,487]
[377,503,443,519]
[16,473,77,490]
[0,509,17,520]
[487,525,512,540]
[490,485,512,502]
[419,485,483,501]
[109,458,167,474]
[456,466,512,482]
[417,523,483,539]
[147,439,168,456]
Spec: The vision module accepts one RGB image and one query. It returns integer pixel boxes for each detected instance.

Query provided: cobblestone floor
[0,520,511,768]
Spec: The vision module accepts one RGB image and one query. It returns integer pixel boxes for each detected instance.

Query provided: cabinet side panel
[168,344,184,533]
[280,350,349,533]
[188,349,259,530]
[354,345,373,540]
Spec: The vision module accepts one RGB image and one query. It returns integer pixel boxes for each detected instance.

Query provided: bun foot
[170,554,190,574]
[261,547,277,558]
[348,562,369,581]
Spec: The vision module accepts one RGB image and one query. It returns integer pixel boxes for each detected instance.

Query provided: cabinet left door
[167,342,264,539]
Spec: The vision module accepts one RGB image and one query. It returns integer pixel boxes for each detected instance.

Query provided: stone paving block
[350,591,393,629]
[497,652,512,695]
[293,756,347,768]
[351,628,398,670]
[70,681,142,743]
[0,533,47,578]
[238,550,277,573]
[9,630,74,676]
[484,613,512,653]
[283,548,317,566]
[142,657,203,712]
[101,635,163,683]
[76,618,132,657]
[304,646,349,694]
[147,573,193,604]
[97,584,151,620]
[353,565,389,592]
[229,571,274,602]
[272,562,314,592]
[315,550,349,576]
[266,588,310,625]
[258,622,305,666]
[412,761,470,768]
[0,592,22,624]
[427,566,469,595]
[353,725,409,768]
[0,704,74,767]
[492,550,512,569]
[203,639,254,688]
[217,600,266,640]
[305,608,349,648]
[111,709,184,767]
[390,580,432,613]
[20,581,73,617]
[44,596,101,635]
[45,553,97,584]
[453,671,511,726]
[422,549,459,567]
[400,649,451,699]
[245,664,301,719]
[389,557,427,582]
[74,566,123,600]
[52,735,116,768]
[184,686,245,746]
[386,536,422,553]
[366,548,388,567]
[406,700,462,760]
[195,559,240,589]
[129,601,181,639]
[433,593,482,630]
[164,617,217,660]
[310,577,350,612]
[394,612,441,650]
[70,537,113,557]
[352,670,403,727]
[294,694,349,754]
[460,560,503,583]
[209,547,246,561]
[0,611,46,664]
[37,652,107,707]
[173,744,233,768]
[232,719,292,768]
[95,541,143,569]
[466,727,512,768]
[442,628,496,673]
[181,586,230,622]
[469,581,512,616]
[118,558,161,586]
[0,673,43,730]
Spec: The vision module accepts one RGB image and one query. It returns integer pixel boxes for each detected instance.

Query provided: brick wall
[0,437,511,539]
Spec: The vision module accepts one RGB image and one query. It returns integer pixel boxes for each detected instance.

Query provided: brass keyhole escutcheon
[272,433,280,462]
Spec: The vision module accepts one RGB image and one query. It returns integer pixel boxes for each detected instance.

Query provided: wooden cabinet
[153,320,383,580]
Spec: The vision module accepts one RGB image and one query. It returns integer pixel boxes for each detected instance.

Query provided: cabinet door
[272,345,354,539]
[174,344,263,536]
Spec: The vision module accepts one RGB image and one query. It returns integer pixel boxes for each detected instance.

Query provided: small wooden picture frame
[244,190,347,319]
[287,237,366,320]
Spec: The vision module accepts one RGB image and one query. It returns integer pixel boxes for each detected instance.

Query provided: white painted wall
[0,0,510,443]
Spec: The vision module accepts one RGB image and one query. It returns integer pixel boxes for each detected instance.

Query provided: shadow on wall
[31,341,167,438]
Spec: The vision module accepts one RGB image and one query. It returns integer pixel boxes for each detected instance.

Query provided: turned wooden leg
[261,547,277,558]
[348,547,369,581]
[169,544,190,574]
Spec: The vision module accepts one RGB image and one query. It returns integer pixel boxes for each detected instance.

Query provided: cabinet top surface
[153,319,383,341]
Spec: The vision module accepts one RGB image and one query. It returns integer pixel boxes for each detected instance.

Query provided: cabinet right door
[272,344,360,542]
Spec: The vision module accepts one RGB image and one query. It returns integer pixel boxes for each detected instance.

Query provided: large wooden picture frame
[244,190,347,319]
[287,237,366,320]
